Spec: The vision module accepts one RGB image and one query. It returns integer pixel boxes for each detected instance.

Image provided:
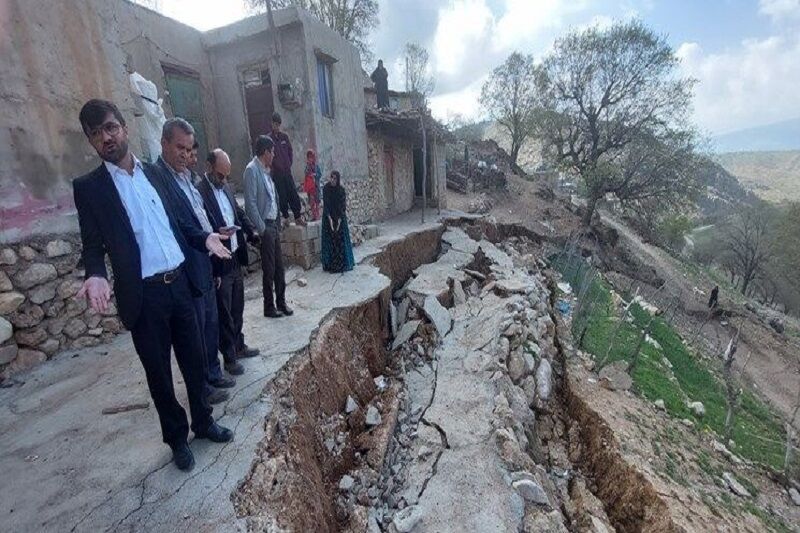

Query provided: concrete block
[307,220,322,238]
[282,225,306,243]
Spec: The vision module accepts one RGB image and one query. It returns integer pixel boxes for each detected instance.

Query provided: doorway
[163,64,209,163]
[242,67,274,150]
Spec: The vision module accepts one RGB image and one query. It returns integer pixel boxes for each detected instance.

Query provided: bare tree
[534,20,697,225]
[721,329,752,443]
[480,52,539,165]
[247,0,379,63]
[403,42,435,107]
[723,204,775,297]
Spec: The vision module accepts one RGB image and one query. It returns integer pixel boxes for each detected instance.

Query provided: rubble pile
[446,140,513,194]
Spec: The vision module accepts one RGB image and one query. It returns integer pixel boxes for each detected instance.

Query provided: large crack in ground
[230,219,682,532]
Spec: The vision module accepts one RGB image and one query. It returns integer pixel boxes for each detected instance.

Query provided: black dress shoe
[207,387,229,404]
[238,346,260,358]
[195,422,234,443]
[225,360,245,375]
[210,375,236,388]
[172,442,195,471]
[277,304,294,316]
[264,308,282,318]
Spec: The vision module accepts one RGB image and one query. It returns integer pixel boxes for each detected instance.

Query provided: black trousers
[273,170,302,220]
[217,255,245,361]
[260,222,286,312]
[193,288,223,388]
[130,269,213,446]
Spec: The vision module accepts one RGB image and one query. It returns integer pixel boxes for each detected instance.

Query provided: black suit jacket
[148,157,214,295]
[72,161,210,329]
[196,175,254,277]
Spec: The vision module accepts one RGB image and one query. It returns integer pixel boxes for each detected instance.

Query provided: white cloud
[432,0,494,76]
[678,31,800,134]
[429,79,485,122]
[759,0,800,21]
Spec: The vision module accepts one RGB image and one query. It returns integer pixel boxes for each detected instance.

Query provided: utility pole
[265,0,282,81]
[420,114,427,224]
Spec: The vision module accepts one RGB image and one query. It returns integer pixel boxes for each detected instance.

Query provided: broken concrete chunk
[397,297,410,327]
[345,395,359,414]
[365,405,382,427]
[535,359,552,401]
[390,302,398,336]
[722,472,751,498]
[512,478,550,505]
[338,475,355,491]
[523,509,569,533]
[423,295,452,338]
[452,278,467,305]
[373,375,387,391]
[392,505,422,533]
[508,347,535,384]
[392,320,421,350]
[598,360,632,391]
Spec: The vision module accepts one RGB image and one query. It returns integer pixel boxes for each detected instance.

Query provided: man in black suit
[198,148,261,369]
[72,99,234,471]
[149,119,235,403]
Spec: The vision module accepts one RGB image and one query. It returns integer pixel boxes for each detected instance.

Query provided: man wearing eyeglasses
[72,99,234,471]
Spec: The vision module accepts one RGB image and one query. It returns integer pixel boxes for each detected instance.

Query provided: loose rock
[339,475,355,492]
[536,359,552,401]
[345,395,359,414]
[788,487,800,506]
[513,478,550,505]
[392,505,422,533]
[365,405,382,427]
[688,401,705,417]
[722,472,751,498]
[654,399,666,411]
[598,361,632,391]
[393,320,421,350]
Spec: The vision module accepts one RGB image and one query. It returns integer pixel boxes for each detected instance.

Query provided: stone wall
[365,132,415,221]
[0,237,122,380]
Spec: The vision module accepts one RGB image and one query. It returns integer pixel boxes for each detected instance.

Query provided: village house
[0,0,447,376]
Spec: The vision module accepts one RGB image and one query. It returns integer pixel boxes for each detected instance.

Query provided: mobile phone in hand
[220,225,241,235]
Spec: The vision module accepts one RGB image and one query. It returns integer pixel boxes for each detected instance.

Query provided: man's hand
[206,233,232,259]
[76,276,111,314]
[214,277,222,289]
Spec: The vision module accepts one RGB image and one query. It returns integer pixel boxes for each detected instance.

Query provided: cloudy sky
[151,0,800,136]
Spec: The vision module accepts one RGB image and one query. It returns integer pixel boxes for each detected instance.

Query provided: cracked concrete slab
[0,210,459,533]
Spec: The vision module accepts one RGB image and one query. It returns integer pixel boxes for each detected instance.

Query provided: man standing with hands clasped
[198,148,261,370]
[72,99,234,472]
[244,135,294,319]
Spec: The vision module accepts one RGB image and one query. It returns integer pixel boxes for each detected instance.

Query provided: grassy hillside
[715,150,800,203]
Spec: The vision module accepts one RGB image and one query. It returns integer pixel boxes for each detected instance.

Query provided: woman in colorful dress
[303,149,321,221]
[321,170,355,273]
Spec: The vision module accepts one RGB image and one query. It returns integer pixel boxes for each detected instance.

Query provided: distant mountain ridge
[712,118,800,153]
[714,150,800,203]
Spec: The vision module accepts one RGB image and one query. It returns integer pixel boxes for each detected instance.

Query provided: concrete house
[1,0,447,244]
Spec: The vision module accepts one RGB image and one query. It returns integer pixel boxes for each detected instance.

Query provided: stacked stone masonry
[281,222,322,270]
[0,236,122,380]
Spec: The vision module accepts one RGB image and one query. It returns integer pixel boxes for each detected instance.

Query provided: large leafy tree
[480,52,539,165]
[535,20,697,225]
[248,0,379,63]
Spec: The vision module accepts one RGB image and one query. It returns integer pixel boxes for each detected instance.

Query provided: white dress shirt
[105,156,185,278]
[207,176,239,252]
[165,161,214,233]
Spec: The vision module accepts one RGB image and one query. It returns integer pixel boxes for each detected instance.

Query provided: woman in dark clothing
[321,170,355,273]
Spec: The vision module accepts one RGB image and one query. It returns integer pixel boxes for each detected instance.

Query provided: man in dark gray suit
[243,136,293,319]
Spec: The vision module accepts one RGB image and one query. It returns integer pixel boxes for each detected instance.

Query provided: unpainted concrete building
[0,0,394,244]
